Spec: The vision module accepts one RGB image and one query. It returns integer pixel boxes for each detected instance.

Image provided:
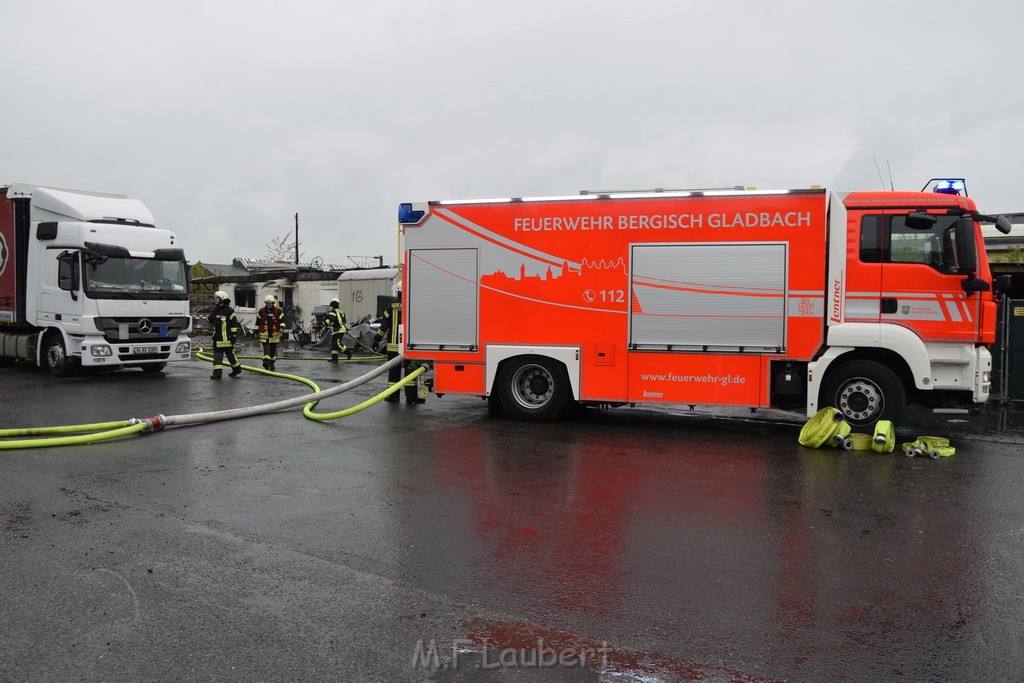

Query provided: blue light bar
[398,203,425,224]
[923,178,967,196]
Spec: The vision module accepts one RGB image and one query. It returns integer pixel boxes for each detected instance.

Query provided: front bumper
[78,336,192,366]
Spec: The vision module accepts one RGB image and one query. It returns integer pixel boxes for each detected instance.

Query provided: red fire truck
[398,180,1011,426]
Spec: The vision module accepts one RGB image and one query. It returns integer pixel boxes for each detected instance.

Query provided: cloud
[2,0,1021,264]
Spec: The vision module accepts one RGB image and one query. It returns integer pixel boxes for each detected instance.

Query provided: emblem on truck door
[137,318,152,334]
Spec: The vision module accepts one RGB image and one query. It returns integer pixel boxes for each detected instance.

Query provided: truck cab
[0,184,192,375]
[811,182,1011,424]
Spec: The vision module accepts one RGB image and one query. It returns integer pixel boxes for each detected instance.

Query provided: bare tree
[263,232,304,263]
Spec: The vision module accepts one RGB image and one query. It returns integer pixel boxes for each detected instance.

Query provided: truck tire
[44,334,75,377]
[820,360,906,429]
[496,356,570,423]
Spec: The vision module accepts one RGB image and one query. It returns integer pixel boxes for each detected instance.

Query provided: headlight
[91,345,113,357]
[175,341,191,354]
[983,370,991,383]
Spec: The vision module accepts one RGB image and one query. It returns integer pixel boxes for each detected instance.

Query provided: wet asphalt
[2,341,1024,682]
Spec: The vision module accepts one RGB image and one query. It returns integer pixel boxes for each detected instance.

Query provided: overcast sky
[2,1,1021,267]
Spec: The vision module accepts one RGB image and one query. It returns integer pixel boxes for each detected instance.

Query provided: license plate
[132,345,160,354]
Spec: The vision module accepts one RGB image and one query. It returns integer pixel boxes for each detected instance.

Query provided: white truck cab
[0,184,192,375]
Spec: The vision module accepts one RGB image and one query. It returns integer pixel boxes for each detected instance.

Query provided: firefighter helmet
[330,297,340,305]
[214,290,228,300]
[265,294,275,303]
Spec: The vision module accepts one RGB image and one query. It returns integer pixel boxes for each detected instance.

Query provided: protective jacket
[325,307,347,336]
[256,304,284,343]
[208,301,239,348]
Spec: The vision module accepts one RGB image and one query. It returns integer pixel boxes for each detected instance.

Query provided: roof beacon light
[398,203,426,224]
[935,179,965,195]
[923,178,967,196]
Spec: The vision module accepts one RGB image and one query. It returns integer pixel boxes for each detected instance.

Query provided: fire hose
[799,409,953,458]
[0,354,422,450]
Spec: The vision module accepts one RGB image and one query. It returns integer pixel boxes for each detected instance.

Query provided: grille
[96,317,189,343]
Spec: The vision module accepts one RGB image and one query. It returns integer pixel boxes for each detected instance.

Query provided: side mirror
[994,274,1014,298]
[954,216,978,274]
[905,211,938,230]
[995,215,1013,235]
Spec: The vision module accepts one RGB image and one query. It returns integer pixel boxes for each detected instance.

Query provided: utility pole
[294,213,299,265]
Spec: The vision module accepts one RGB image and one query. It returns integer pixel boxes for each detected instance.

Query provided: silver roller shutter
[630,243,787,352]
[407,248,478,350]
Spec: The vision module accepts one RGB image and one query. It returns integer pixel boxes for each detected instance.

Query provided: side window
[890,216,960,274]
[859,215,882,263]
[57,251,80,292]
[889,229,933,266]
[860,214,960,274]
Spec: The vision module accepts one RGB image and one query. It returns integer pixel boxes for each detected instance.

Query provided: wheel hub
[48,345,64,367]
[528,374,550,397]
[839,380,882,422]
[512,365,553,408]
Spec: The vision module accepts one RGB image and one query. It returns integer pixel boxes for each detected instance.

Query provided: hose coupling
[138,415,166,432]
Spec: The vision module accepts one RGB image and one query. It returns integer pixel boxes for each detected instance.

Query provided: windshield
[860,214,966,275]
[83,255,189,300]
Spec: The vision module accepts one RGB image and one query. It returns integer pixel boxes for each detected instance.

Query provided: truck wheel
[820,360,906,429]
[496,356,570,422]
[44,334,75,377]
[141,363,166,374]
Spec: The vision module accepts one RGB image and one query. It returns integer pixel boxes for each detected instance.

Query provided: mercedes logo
[137,318,153,334]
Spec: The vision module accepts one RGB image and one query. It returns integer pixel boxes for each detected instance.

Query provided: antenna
[873,156,886,190]
[886,159,894,191]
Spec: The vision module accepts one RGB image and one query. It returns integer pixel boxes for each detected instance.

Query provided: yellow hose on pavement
[0,420,133,437]
[303,366,426,421]
[0,421,151,450]
[0,353,419,449]
[194,350,424,421]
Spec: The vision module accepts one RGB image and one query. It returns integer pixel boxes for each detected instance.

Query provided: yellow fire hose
[902,436,956,459]
[0,421,151,450]
[846,433,874,451]
[872,420,896,453]
[0,353,422,450]
[232,332,387,362]
[798,407,848,448]
[800,409,955,459]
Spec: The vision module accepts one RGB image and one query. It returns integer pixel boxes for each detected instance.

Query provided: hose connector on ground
[139,415,166,432]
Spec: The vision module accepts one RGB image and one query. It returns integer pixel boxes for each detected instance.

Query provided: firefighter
[373,288,424,404]
[325,298,352,363]
[208,290,242,379]
[256,294,284,371]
